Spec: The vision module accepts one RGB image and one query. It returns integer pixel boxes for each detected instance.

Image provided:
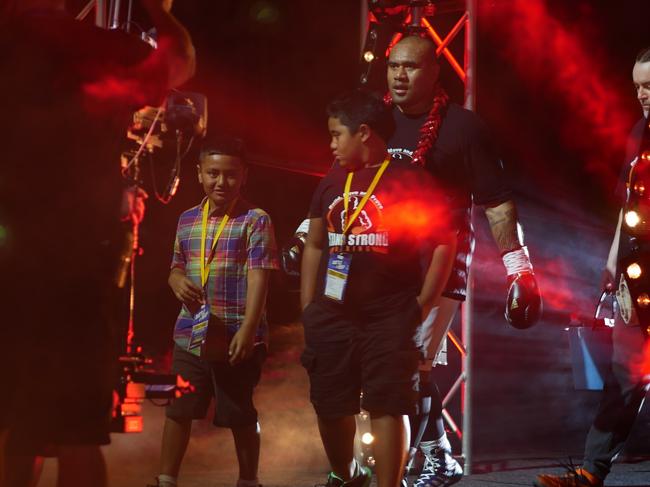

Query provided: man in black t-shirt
[301,90,456,487]
[0,1,195,485]
[534,47,650,487]
[385,36,542,487]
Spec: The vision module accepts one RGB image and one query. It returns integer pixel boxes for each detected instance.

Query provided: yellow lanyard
[343,157,390,235]
[200,198,236,287]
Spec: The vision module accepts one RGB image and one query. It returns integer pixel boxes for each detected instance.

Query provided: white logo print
[341,195,372,231]
[388,147,413,162]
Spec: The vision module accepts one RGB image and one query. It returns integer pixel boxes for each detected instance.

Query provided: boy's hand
[228,327,256,365]
[169,272,204,306]
[416,295,432,323]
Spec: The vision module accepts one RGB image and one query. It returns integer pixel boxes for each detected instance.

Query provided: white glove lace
[295,218,310,236]
[502,246,533,276]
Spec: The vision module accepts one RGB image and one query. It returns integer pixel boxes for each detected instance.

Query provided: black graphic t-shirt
[308,160,451,304]
[388,103,511,210]
[387,103,511,300]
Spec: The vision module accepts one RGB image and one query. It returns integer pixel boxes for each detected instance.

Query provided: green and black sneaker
[317,466,372,487]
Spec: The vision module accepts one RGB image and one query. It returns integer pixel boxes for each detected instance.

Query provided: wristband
[296,218,310,235]
[502,246,533,276]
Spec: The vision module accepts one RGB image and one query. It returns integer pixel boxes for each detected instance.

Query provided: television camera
[75,0,209,432]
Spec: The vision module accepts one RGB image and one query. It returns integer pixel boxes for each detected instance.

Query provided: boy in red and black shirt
[301,90,457,487]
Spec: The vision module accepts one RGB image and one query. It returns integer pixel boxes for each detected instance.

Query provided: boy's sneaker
[317,467,372,487]
[414,447,463,487]
[534,468,603,487]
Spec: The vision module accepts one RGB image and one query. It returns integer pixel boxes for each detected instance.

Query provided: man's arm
[300,217,326,310]
[417,236,457,319]
[484,199,542,328]
[229,268,271,365]
[484,199,521,253]
[604,209,623,287]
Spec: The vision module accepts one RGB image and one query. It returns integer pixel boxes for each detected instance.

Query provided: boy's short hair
[199,136,247,166]
[327,89,395,143]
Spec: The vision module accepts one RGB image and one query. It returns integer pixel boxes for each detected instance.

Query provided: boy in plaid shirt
[150,138,279,487]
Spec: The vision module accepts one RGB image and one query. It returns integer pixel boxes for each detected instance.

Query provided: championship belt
[615,273,634,325]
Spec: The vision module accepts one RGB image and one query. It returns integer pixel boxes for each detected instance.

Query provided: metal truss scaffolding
[77,0,130,31]
[76,0,106,27]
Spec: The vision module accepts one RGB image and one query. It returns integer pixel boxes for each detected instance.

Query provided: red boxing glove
[503,246,542,329]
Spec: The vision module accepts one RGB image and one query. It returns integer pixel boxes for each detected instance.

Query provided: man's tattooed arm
[484,200,522,253]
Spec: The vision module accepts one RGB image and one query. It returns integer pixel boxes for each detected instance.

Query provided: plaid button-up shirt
[171,198,279,349]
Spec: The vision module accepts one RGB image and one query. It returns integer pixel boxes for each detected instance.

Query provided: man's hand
[601,267,616,292]
[169,270,204,306]
[228,327,256,365]
[487,198,543,330]
[505,271,542,329]
[502,246,542,328]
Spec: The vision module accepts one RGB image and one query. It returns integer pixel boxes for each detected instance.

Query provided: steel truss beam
[76,0,107,28]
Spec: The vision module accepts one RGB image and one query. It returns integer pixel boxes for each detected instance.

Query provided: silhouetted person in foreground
[0,1,195,485]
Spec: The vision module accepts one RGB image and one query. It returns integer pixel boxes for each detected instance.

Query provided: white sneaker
[413,447,463,487]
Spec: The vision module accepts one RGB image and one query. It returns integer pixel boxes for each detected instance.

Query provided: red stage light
[124,415,143,433]
[375,176,452,243]
[636,293,650,308]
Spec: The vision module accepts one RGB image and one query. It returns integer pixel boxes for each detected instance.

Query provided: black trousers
[582,310,648,480]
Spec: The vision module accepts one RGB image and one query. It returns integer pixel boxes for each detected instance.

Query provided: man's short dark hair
[199,136,247,166]
[636,47,650,64]
[327,90,395,143]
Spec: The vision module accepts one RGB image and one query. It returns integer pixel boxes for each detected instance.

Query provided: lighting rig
[359,0,440,86]
[619,115,650,335]
[77,0,207,433]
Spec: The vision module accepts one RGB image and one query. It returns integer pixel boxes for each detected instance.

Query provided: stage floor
[36,315,650,486]
[38,452,650,487]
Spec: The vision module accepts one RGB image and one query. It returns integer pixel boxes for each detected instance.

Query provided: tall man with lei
[385,35,542,487]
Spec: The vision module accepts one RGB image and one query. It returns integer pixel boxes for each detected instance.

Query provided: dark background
[67,0,650,459]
